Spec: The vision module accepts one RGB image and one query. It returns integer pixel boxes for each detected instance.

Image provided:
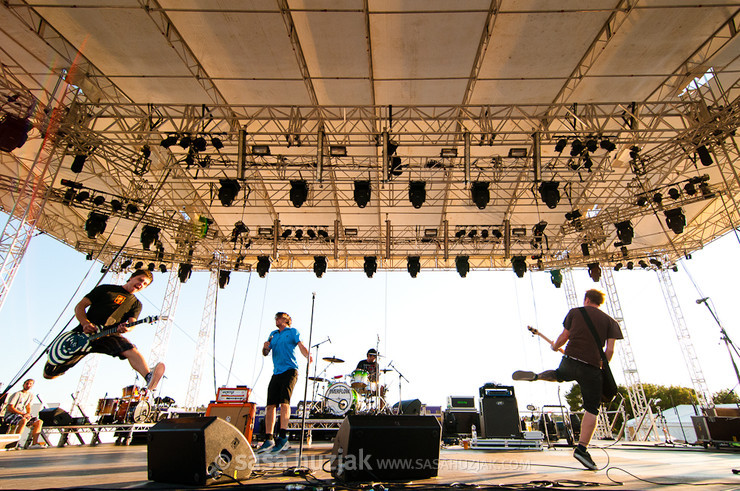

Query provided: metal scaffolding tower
[184,269,218,409]
[600,268,659,441]
[147,267,181,369]
[655,268,712,409]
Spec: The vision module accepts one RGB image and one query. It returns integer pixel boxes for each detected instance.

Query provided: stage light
[192,136,207,152]
[570,139,584,157]
[330,145,347,157]
[555,138,568,153]
[587,262,602,282]
[511,227,526,237]
[409,181,426,209]
[179,136,192,149]
[92,195,105,206]
[256,256,271,277]
[134,261,143,270]
[455,229,465,238]
[653,192,663,205]
[307,229,317,239]
[639,260,648,269]
[471,181,490,209]
[600,138,616,152]
[313,256,327,278]
[668,187,680,200]
[178,263,192,283]
[627,261,634,270]
[71,154,87,173]
[424,228,438,238]
[664,208,686,234]
[294,229,304,239]
[389,156,403,178]
[231,221,249,242]
[538,181,560,209]
[582,153,593,171]
[440,148,457,158]
[218,179,241,206]
[252,145,271,156]
[480,229,489,239]
[126,203,139,214]
[120,259,132,269]
[585,138,598,153]
[353,180,371,208]
[699,180,713,197]
[281,229,292,239]
[455,255,470,278]
[159,264,167,273]
[468,229,477,238]
[218,270,230,288]
[289,180,309,208]
[550,269,563,288]
[650,258,662,269]
[508,148,527,158]
[565,209,582,221]
[0,113,31,152]
[317,229,329,239]
[696,145,713,166]
[62,188,76,205]
[140,225,160,250]
[407,256,421,278]
[614,263,623,271]
[491,228,502,239]
[160,135,178,148]
[581,243,590,256]
[211,137,224,149]
[629,145,640,161]
[363,256,377,278]
[343,228,358,237]
[615,220,634,245]
[258,227,273,237]
[84,211,109,239]
[636,196,648,206]
[684,180,697,196]
[511,256,527,278]
[147,263,155,271]
[74,191,90,203]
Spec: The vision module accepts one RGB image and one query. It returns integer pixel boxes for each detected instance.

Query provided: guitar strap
[578,307,610,367]
[104,291,138,327]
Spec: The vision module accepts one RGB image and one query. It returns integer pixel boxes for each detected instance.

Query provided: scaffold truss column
[184,269,218,409]
[655,268,712,409]
[148,267,181,368]
[562,269,579,308]
[600,268,659,441]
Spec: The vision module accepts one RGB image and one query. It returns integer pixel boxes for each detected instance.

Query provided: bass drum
[127,400,153,423]
[324,382,358,416]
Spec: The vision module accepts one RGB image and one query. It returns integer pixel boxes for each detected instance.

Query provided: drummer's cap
[367,348,378,356]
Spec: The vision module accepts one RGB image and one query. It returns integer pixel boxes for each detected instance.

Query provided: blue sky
[2,224,739,416]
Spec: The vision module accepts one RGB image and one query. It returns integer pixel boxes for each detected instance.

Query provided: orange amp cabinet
[205,386,255,443]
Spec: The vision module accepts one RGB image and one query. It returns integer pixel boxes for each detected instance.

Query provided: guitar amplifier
[447,396,476,412]
[479,384,521,439]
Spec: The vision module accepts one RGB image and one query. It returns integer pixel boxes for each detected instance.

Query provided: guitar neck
[89,317,154,341]
[527,326,565,354]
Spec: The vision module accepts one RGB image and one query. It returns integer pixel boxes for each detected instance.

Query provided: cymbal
[308,376,327,382]
[380,368,393,372]
[323,356,345,363]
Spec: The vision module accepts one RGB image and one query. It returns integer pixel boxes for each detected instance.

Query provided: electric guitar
[527,325,565,354]
[47,316,165,366]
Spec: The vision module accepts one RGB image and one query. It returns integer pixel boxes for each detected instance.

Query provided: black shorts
[43,332,135,379]
[266,369,298,406]
[555,356,602,415]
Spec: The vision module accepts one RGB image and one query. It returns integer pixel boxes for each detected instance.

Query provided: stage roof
[1,1,739,274]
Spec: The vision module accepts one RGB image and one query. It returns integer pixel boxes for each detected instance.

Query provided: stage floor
[0,441,738,490]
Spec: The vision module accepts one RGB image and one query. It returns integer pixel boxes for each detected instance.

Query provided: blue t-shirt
[268,327,302,374]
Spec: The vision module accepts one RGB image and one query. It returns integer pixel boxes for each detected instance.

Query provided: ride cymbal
[322,356,345,363]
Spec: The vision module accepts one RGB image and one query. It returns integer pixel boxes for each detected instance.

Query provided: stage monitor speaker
[479,385,521,439]
[38,407,73,426]
[331,415,441,481]
[147,416,255,486]
[391,399,422,415]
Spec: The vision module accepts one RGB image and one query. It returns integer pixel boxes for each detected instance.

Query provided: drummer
[355,348,379,383]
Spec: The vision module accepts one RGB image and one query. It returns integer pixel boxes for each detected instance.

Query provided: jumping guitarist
[43,269,165,392]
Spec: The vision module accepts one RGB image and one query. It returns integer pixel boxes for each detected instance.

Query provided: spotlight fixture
[455,229,466,238]
[317,229,329,239]
[211,137,224,149]
[550,269,563,288]
[696,145,713,166]
[218,179,241,206]
[600,138,617,152]
[570,139,584,157]
[511,256,527,278]
[140,225,160,250]
[160,135,178,148]
[0,113,31,152]
[440,148,458,158]
[289,180,309,208]
[614,220,634,245]
[231,221,249,242]
[491,228,503,239]
[126,203,139,214]
[639,260,648,269]
[218,270,231,288]
[120,259,132,269]
[424,228,438,238]
[538,181,560,209]
[92,195,105,206]
[664,208,686,234]
[653,192,663,205]
[146,263,155,272]
[75,191,90,203]
[455,255,470,278]
[178,263,192,283]
[683,180,697,196]
[307,229,317,239]
[629,145,640,161]
[585,138,598,153]
[467,229,477,238]
[179,135,192,149]
[389,156,403,178]
[587,262,602,282]
[480,229,489,239]
[667,188,680,200]
[258,227,273,237]
[565,209,582,221]
[159,264,167,273]
[252,145,271,156]
[256,256,271,277]
[581,243,590,256]
[84,211,109,239]
[281,229,292,239]
[353,180,371,208]
[636,196,648,206]
[627,261,634,270]
[508,148,527,158]
[192,136,207,152]
[470,181,490,210]
[294,229,304,239]
[363,256,377,278]
[582,153,593,171]
[407,256,421,278]
[329,145,347,157]
[71,154,87,173]
[343,228,358,237]
[650,258,662,269]
[409,181,426,209]
[134,261,144,269]
[313,256,327,278]
[554,138,568,153]
[614,263,623,271]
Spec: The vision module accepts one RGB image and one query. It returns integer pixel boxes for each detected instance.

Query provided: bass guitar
[47,316,165,366]
[526,325,565,354]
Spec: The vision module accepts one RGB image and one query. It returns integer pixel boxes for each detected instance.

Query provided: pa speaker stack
[479,384,521,439]
[147,417,255,486]
[331,415,441,481]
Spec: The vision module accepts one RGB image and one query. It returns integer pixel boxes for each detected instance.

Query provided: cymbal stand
[309,337,331,413]
[388,361,409,415]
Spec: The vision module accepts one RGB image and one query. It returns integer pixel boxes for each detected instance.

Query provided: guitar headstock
[527,325,539,335]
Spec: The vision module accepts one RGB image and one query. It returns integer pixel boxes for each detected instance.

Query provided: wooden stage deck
[1,440,739,490]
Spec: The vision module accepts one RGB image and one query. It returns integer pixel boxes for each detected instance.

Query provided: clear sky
[2,221,739,418]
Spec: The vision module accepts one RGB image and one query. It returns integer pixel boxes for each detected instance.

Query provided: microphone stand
[290,292,316,475]
[310,338,330,412]
[388,361,408,415]
[697,297,740,390]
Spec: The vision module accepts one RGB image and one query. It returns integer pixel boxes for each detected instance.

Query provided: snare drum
[350,369,369,390]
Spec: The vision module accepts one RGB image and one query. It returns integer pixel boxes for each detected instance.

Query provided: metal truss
[184,268,218,409]
[147,267,181,369]
[70,354,100,418]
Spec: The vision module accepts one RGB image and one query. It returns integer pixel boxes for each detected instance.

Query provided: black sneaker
[573,446,598,470]
[512,370,538,381]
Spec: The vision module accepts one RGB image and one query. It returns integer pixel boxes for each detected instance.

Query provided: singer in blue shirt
[257,312,311,454]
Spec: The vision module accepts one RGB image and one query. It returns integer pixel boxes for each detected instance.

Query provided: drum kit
[95,385,158,424]
[306,356,392,417]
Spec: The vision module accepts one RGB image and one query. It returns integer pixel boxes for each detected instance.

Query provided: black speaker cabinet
[331,415,441,482]
[442,410,480,436]
[479,385,521,439]
[391,399,422,415]
[147,417,256,486]
[38,408,73,426]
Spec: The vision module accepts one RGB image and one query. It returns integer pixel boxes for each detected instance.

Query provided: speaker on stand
[147,417,256,486]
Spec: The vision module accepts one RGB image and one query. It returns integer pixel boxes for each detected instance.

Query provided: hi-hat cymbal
[308,376,327,382]
[323,356,344,363]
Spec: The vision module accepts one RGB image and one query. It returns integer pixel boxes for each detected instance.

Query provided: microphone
[327,336,332,344]
[696,297,709,304]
